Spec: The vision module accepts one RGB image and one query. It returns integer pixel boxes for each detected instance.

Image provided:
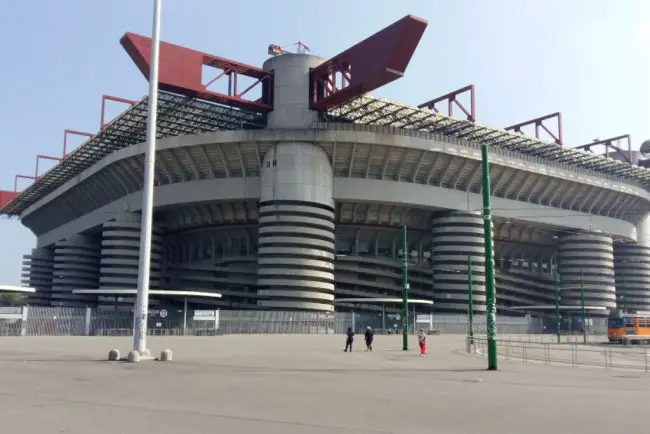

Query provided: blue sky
[0,0,648,284]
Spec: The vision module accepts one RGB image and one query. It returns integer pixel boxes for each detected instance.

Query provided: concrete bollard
[127,351,141,363]
[108,349,120,361]
[160,349,173,362]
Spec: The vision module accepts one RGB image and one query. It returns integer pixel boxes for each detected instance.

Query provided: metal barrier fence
[0,306,608,337]
[470,336,650,372]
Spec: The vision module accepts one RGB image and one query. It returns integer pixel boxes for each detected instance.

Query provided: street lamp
[467,256,474,344]
[554,268,561,344]
[401,224,409,351]
[133,0,162,357]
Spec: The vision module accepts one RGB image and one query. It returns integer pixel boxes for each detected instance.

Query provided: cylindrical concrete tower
[263,53,324,129]
[100,212,163,289]
[614,244,650,311]
[256,53,335,312]
[51,234,100,306]
[431,211,488,313]
[22,247,54,305]
[558,233,616,312]
[257,143,335,311]
[612,214,650,311]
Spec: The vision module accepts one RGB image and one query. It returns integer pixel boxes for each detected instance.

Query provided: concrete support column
[431,211,488,314]
[558,233,616,312]
[52,234,100,306]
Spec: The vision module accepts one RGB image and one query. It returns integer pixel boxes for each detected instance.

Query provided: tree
[0,293,22,307]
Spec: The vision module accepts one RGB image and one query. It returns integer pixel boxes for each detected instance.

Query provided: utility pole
[580,269,587,344]
[481,143,498,370]
[467,255,474,344]
[401,224,409,351]
[554,269,561,344]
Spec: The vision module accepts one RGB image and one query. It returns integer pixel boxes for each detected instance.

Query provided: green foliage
[0,293,22,307]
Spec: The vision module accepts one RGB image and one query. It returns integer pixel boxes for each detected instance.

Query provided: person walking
[344,327,355,352]
[364,326,374,351]
[417,328,427,356]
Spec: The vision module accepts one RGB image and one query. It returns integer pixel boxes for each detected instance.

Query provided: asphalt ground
[0,334,649,434]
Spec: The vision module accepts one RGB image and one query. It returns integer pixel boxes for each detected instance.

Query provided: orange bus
[607,313,650,343]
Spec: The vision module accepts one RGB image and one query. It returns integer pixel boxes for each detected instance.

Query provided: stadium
[2,14,649,318]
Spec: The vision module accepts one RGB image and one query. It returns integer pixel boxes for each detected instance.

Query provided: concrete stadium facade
[13,52,650,317]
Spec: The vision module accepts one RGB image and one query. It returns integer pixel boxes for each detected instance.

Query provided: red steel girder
[0,190,17,208]
[418,84,476,122]
[120,32,273,113]
[101,95,137,130]
[63,129,94,157]
[575,134,632,164]
[505,112,563,146]
[310,15,428,111]
[35,154,63,179]
[14,174,36,193]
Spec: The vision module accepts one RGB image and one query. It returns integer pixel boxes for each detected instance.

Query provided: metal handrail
[469,335,650,372]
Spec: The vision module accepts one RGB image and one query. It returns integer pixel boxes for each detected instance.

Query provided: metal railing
[0,306,607,338]
[470,336,650,372]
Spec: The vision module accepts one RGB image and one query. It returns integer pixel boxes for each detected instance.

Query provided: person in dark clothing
[344,327,354,352]
[364,326,374,351]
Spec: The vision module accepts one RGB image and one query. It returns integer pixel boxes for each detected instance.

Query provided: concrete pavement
[0,334,648,433]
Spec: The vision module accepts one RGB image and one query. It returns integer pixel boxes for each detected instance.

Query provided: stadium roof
[0,91,265,216]
[326,96,650,187]
[3,93,650,218]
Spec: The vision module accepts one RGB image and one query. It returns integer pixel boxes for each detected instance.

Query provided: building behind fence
[0,306,608,337]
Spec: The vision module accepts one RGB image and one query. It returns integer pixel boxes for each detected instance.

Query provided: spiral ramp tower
[431,211,490,314]
[51,234,100,306]
[613,243,650,311]
[558,233,616,312]
[21,247,54,305]
[257,143,336,311]
[100,213,163,291]
[255,54,336,312]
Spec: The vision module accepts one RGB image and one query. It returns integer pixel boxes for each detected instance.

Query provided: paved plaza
[0,334,649,433]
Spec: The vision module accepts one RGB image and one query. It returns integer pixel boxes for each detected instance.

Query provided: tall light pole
[554,269,561,344]
[401,223,409,351]
[481,143,498,370]
[467,255,474,344]
[580,268,587,345]
[133,0,162,355]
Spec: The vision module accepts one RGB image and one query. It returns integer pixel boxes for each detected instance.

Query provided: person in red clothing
[417,329,427,356]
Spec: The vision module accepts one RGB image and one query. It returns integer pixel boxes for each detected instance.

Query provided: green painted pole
[468,256,474,344]
[401,224,409,351]
[481,143,498,370]
[580,269,587,344]
[621,293,626,314]
[554,269,561,344]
